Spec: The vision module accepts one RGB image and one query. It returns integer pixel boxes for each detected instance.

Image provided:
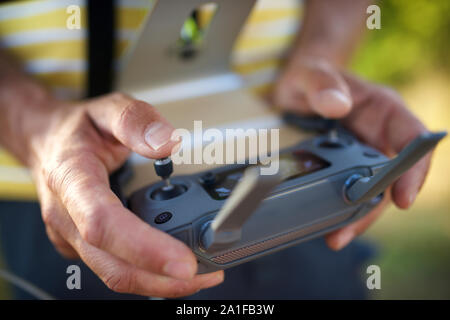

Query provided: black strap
[87,1,131,200]
[87,0,116,98]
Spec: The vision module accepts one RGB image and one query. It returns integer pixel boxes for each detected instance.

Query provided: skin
[0,0,435,297]
[273,0,432,250]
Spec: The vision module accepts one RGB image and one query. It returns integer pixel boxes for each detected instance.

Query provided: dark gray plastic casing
[128,133,391,273]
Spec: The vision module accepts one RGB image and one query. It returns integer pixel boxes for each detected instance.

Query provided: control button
[369,192,384,206]
[154,212,172,224]
[215,187,231,198]
[363,150,380,158]
[151,184,187,200]
[200,172,216,185]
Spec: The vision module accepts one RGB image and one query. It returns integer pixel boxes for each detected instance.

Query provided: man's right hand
[25,92,224,297]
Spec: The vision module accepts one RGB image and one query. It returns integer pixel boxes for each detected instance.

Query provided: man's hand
[274,58,432,250]
[26,92,224,297]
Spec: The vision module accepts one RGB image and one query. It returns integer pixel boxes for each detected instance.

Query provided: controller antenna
[154,157,174,190]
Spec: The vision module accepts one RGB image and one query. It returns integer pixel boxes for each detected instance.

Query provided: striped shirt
[0,0,303,200]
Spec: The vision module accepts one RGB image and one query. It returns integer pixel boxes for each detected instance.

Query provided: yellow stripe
[118,8,148,30]
[7,39,129,61]
[0,5,299,32]
[117,39,131,57]
[0,8,87,35]
[234,35,294,51]
[0,7,147,36]
[35,71,84,88]
[7,40,84,59]
[0,181,37,201]
[0,150,21,167]
[250,83,274,96]
[247,8,300,24]
[233,58,281,75]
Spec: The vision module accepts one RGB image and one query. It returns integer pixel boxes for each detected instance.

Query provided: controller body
[128,132,391,273]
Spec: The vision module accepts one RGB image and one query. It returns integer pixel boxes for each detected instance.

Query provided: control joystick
[152,157,186,200]
[318,119,346,148]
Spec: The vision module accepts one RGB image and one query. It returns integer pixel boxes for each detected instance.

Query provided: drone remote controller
[127,127,446,274]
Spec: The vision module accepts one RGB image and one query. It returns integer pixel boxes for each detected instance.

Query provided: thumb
[277,60,353,118]
[86,92,180,159]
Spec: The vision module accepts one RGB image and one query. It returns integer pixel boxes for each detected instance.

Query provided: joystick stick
[152,157,186,200]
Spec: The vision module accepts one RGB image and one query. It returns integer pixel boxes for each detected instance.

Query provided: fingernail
[322,89,352,107]
[144,122,174,151]
[335,230,355,250]
[170,141,182,155]
[163,260,196,280]
[313,89,352,117]
[408,191,417,207]
[170,131,183,155]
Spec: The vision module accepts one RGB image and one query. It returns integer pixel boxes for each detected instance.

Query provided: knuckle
[117,100,146,127]
[79,207,105,248]
[43,153,99,205]
[42,155,83,195]
[115,100,156,134]
[41,207,58,227]
[104,269,136,293]
[42,164,64,194]
[305,57,331,71]
[378,86,405,105]
[108,91,131,102]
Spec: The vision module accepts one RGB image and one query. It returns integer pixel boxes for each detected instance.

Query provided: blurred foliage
[366,207,450,299]
[351,0,450,86]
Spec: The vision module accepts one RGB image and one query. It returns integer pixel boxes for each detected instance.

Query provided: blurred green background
[350,0,450,299]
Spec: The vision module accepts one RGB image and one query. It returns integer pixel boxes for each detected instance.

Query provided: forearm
[288,0,372,67]
[0,51,57,166]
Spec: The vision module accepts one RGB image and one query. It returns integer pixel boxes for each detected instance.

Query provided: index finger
[46,152,198,281]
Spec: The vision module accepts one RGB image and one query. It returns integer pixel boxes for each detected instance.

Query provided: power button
[154,212,172,224]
